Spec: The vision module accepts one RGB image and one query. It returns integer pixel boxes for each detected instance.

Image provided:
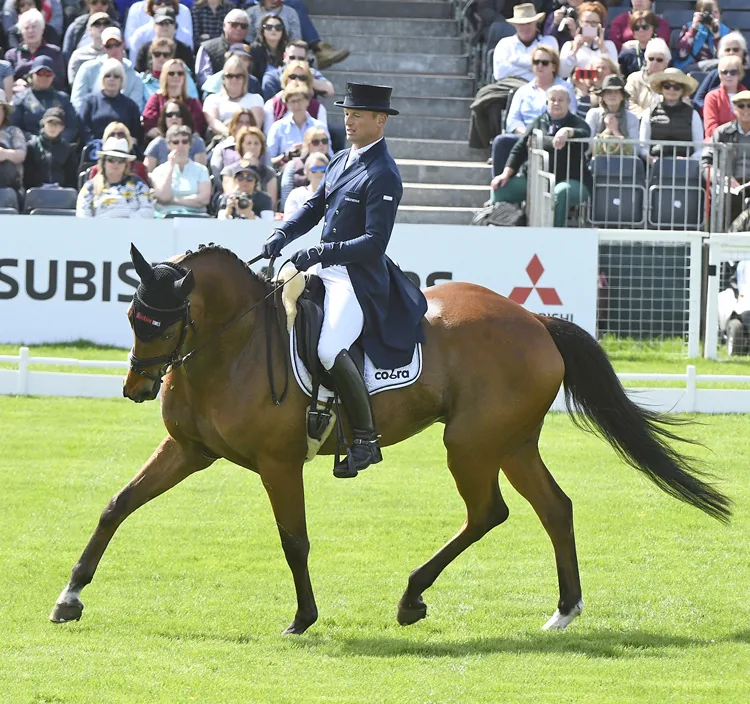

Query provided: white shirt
[493,34,558,82]
[202,91,264,123]
[345,137,383,169]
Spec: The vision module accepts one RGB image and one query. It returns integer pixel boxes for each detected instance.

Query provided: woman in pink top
[703,54,747,138]
[141,59,206,138]
[608,0,670,53]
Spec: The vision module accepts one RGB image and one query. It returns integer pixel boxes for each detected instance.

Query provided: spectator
[0,89,27,193]
[124,0,192,51]
[209,108,256,175]
[0,58,13,99]
[607,0,670,53]
[12,55,76,142]
[131,6,194,72]
[262,59,327,133]
[265,80,329,168]
[191,0,230,48]
[586,75,639,155]
[67,11,111,84]
[283,150,326,219]
[214,123,276,205]
[544,0,585,48]
[490,85,591,227]
[5,9,66,90]
[217,161,273,220]
[279,123,328,207]
[248,11,288,85]
[491,46,576,177]
[703,55,747,138]
[694,31,749,112]
[87,120,150,180]
[202,55,264,137]
[572,54,619,118]
[151,123,211,216]
[2,0,62,39]
[559,2,617,79]
[139,37,199,100]
[195,8,249,87]
[493,4,557,83]
[78,56,142,144]
[144,98,206,171]
[625,36,669,117]
[23,106,77,187]
[246,0,299,43]
[62,0,115,61]
[5,0,61,48]
[142,58,206,137]
[71,27,145,111]
[675,0,729,72]
[640,67,702,161]
[200,41,261,96]
[76,135,154,217]
[617,10,658,78]
[261,39,334,102]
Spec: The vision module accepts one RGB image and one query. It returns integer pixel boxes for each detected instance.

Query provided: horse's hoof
[397,596,427,626]
[541,599,583,631]
[49,597,84,624]
[282,611,317,635]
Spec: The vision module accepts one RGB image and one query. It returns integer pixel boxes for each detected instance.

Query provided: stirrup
[333,432,382,479]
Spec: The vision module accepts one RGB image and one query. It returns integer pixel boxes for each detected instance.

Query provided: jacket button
[326,204,329,209]
[333,228,337,233]
[323,221,327,227]
[335,210,339,214]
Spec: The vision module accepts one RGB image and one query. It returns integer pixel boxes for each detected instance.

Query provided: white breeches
[316,264,364,370]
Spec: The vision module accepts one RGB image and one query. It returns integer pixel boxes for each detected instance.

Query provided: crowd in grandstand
[0,0,349,219]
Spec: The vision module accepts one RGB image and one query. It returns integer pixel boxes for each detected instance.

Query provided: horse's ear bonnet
[130,243,194,341]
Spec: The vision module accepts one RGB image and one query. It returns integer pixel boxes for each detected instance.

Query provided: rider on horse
[262,82,428,478]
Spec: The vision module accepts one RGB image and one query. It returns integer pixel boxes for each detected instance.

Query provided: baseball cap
[30,55,55,73]
[221,161,259,179]
[153,7,176,24]
[42,106,66,124]
[87,11,111,28]
[227,42,252,58]
[101,27,123,45]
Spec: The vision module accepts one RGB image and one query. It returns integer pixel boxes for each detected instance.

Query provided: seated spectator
[491,46,576,177]
[246,0,300,44]
[0,89,27,193]
[248,11,288,86]
[195,8,249,87]
[144,98,206,171]
[209,108,256,174]
[139,37,199,100]
[559,2,617,79]
[215,123,276,205]
[265,80,329,168]
[131,6,194,72]
[279,124,329,207]
[87,120,150,179]
[261,39,334,102]
[142,58,205,138]
[191,0,231,48]
[5,9,65,90]
[5,0,61,49]
[76,136,154,217]
[640,68,702,161]
[2,0,62,38]
[608,0,670,53]
[23,106,77,187]
[202,55,264,137]
[262,59,327,133]
[200,41,261,96]
[493,4,557,84]
[544,0,584,49]
[62,0,116,62]
[71,27,146,112]
[283,151,326,219]
[490,85,591,227]
[78,57,143,145]
[151,123,210,216]
[572,54,619,118]
[704,55,747,138]
[675,0,729,72]
[703,90,750,222]
[124,0,193,51]
[67,11,111,85]
[617,11,658,78]
[217,160,273,220]
[586,75,639,155]
[694,32,749,112]
[12,56,76,142]
[625,37,669,118]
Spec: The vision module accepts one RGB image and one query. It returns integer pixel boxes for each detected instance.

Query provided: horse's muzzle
[122,374,161,403]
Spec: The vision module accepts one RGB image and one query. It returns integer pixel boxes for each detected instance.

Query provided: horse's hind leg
[501,439,583,630]
[397,444,510,626]
[50,435,213,623]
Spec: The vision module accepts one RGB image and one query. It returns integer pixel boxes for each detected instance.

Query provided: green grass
[1,397,748,703]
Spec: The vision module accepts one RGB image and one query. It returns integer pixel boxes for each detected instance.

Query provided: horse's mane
[180,243,271,291]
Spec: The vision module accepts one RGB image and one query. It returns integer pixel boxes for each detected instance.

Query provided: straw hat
[648,67,699,95]
[507,3,545,24]
[98,137,135,160]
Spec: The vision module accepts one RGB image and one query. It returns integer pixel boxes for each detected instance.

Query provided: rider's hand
[261,229,286,259]
[290,245,323,272]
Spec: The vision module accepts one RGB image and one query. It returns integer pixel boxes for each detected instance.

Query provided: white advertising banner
[0,217,597,347]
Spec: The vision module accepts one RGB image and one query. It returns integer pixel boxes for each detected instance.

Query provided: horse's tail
[538,316,732,523]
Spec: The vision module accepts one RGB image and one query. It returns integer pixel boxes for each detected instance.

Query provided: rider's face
[344,109,386,148]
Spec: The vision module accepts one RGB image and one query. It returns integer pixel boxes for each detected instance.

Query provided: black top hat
[334,82,399,115]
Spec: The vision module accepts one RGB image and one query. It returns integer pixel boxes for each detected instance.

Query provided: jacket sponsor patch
[383,195,393,201]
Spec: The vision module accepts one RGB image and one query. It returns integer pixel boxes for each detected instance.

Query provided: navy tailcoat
[278,138,428,370]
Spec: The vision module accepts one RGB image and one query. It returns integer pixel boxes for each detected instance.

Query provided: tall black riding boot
[328,349,382,478]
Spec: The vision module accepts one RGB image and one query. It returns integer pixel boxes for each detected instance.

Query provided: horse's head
[123,243,195,403]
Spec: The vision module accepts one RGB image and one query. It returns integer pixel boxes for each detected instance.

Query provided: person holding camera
[675,0,730,72]
[544,0,584,48]
[559,2,617,79]
[608,0,670,53]
[216,161,274,220]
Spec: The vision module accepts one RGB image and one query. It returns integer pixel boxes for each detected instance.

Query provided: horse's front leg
[260,456,317,635]
[50,435,214,623]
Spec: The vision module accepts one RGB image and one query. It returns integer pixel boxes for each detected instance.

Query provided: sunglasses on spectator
[263,23,283,31]
[151,50,172,58]
[735,102,750,109]
[153,0,170,5]
[229,21,248,29]
[167,70,185,77]
[105,41,123,48]
[309,165,327,173]
[235,172,256,181]
[632,23,652,31]
[310,138,329,145]
[225,73,244,79]
[92,19,111,27]
[169,138,190,145]
[287,73,307,81]
[157,18,175,25]
[661,82,683,90]
[105,157,127,164]
[646,56,665,62]
[34,69,53,76]
[720,68,739,76]
[164,111,181,118]
[532,59,551,66]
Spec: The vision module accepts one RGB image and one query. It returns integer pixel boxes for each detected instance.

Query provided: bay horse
[50,244,731,635]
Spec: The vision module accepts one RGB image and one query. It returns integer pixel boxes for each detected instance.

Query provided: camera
[552,0,577,21]
[701,10,715,24]
[236,194,251,210]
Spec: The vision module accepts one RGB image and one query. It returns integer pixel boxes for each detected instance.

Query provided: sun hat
[507,3,545,25]
[594,74,630,98]
[87,11,110,28]
[101,26,123,45]
[98,137,135,160]
[731,90,750,104]
[649,67,699,95]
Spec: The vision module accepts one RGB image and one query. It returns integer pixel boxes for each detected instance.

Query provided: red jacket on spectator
[703,84,747,138]
[141,93,207,137]
[608,12,670,53]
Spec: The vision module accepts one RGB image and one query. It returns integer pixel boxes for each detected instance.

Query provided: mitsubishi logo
[509,255,562,305]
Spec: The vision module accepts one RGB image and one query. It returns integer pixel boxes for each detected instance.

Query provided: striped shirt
[191,1,232,48]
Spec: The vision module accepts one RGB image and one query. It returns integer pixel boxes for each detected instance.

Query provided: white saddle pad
[289,329,422,400]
